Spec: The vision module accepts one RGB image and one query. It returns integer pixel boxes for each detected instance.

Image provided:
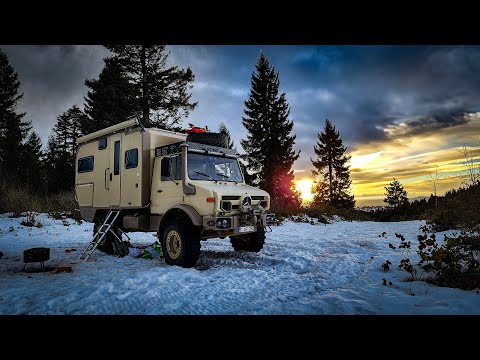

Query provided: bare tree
[462,145,480,187]
[427,166,442,209]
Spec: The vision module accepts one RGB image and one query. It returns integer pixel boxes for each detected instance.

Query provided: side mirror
[161,157,171,178]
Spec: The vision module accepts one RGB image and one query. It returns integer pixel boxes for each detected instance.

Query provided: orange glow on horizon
[348,114,480,206]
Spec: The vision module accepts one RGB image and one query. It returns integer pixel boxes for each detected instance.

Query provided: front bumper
[202,213,271,235]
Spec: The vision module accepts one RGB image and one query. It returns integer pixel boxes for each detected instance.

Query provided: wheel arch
[159,204,202,232]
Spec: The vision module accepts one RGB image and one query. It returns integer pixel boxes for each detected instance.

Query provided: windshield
[188,153,243,183]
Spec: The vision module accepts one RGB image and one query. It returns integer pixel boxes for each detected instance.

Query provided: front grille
[222,196,240,200]
[251,196,264,200]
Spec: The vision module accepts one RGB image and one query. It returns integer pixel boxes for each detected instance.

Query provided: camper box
[75,120,186,215]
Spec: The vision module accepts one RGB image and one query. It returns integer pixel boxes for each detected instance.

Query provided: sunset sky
[2,45,480,205]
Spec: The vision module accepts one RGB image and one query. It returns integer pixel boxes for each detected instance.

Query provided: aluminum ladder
[79,210,130,261]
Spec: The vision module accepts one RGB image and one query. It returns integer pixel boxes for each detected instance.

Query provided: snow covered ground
[0,213,478,314]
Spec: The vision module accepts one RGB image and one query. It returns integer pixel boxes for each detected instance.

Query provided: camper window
[125,148,138,169]
[78,156,94,173]
[114,141,120,175]
[98,137,107,150]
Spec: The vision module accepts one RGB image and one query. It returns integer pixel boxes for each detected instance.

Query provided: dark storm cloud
[0,45,109,143]
[385,109,470,138]
[2,45,480,173]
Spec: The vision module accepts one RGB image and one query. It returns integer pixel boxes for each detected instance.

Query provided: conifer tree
[46,106,85,192]
[0,49,31,183]
[311,119,355,209]
[82,58,137,134]
[21,132,44,191]
[384,178,408,208]
[219,122,234,149]
[241,54,300,208]
[105,45,197,129]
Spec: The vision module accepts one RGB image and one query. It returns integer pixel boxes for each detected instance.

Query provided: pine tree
[220,122,255,184]
[82,58,137,134]
[105,45,197,129]
[311,119,355,209]
[45,135,65,194]
[67,105,84,158]
[21,132,44,191]
[0,49,31,183]
[219,122,234,149]
[384,178,408,208]
[241,53,300,209]
[46,106,85,192]
[44,135,57,180]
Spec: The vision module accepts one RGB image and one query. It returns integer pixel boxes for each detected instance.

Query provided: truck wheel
[230,227,265,252]
[93,214,128,256]
[186,132,229,148]
[159,216,201,268]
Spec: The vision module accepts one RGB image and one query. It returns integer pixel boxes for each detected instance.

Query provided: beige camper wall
[120,129,143,207]
[75,139,109,208]
[76,124,187,211]
[76,128,146,209]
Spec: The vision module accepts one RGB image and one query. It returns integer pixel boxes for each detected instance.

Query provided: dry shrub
[0,185,43,213]
[0,184,78,214]
[44,191,78,213]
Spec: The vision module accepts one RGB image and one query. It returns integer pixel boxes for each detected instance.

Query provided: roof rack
[155,141,240,158]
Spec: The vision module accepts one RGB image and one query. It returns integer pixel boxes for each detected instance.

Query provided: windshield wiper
[216,173,237,184]
[193,171,217,183]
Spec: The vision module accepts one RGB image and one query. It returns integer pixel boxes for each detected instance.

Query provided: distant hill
[409,196,428,203]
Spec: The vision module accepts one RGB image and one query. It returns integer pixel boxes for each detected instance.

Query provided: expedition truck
[75,119,275,268]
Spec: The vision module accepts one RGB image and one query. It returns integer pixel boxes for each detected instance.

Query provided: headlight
[215,218,232,229]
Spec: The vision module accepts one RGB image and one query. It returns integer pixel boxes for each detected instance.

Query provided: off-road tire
[93,213,129,256]
[186,132,229,148]
[230,227,265,252]
[159,215,201,268]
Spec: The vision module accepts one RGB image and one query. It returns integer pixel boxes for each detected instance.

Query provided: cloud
[1,45,109,144]
[384,109,470,138]
[349,114,480,203]
[289,87,335,104]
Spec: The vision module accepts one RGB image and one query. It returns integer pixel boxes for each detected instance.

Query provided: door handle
[105,168,110,190]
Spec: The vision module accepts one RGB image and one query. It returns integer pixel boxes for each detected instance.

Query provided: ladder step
[80,209,128,261]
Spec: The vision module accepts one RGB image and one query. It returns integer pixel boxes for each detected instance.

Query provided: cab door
[108,134,121,206]
[156,155,184,212]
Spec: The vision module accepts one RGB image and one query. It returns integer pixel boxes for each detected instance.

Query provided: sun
[295,179,314,202]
